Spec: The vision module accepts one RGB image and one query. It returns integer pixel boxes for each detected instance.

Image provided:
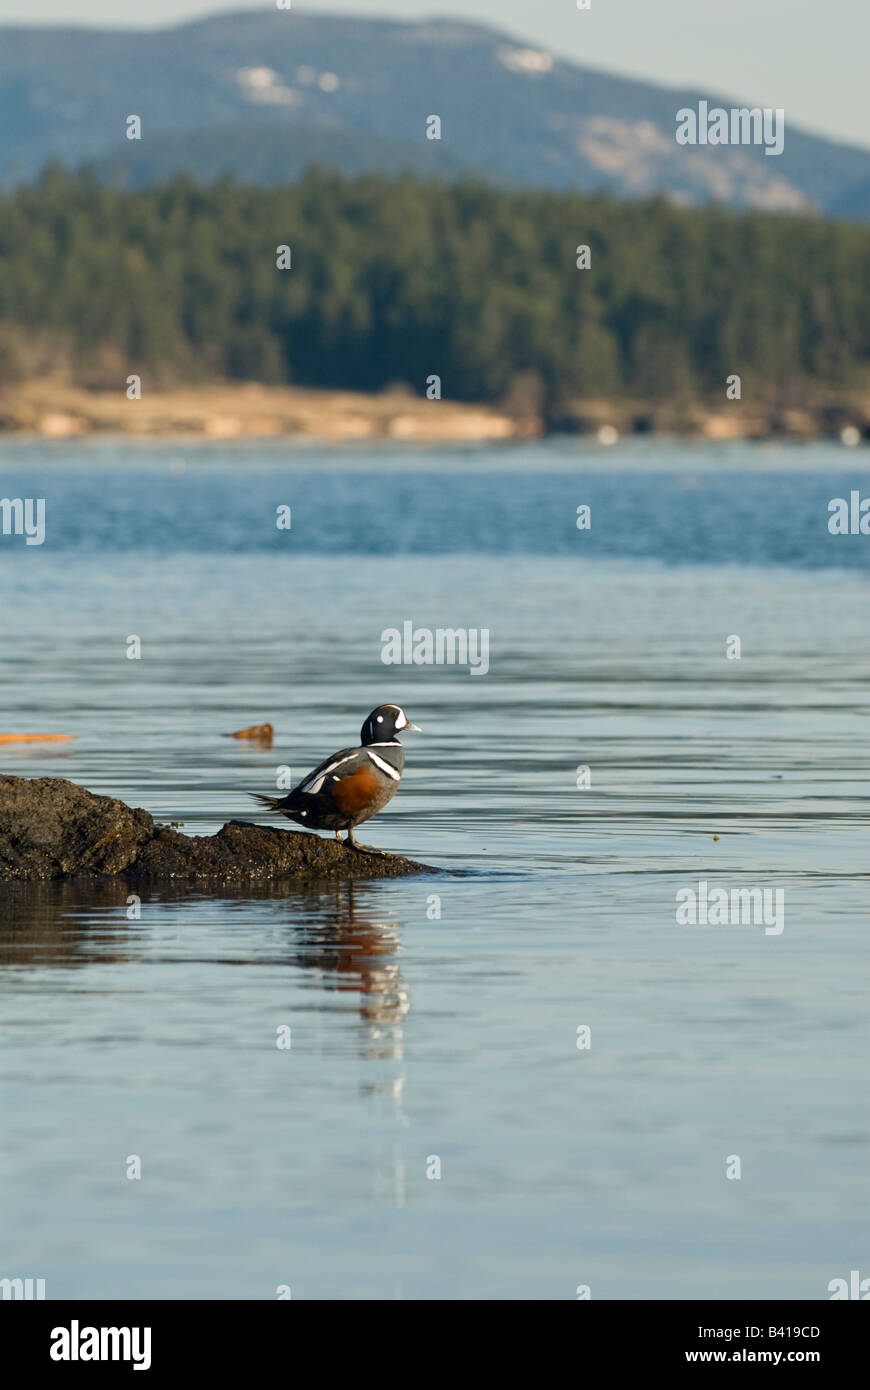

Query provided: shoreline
[0,379,530,445]
[0,379,868,444]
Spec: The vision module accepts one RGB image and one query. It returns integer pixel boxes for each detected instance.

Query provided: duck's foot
[346,829,388,856]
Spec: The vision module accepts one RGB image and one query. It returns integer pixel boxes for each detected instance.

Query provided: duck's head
[360,705,421,745]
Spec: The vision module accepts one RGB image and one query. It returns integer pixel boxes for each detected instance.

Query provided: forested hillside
[1,166,868,411]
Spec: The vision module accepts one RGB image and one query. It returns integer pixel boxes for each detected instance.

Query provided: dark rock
[0,775,154,879]
[0,775,432,882]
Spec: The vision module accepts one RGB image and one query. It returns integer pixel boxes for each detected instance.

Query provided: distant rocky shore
[0,379,868,444]
[0,775,431,882]
[0,380,525,444]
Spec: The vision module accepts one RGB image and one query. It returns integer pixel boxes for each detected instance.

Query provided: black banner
[4,1300,866,1375]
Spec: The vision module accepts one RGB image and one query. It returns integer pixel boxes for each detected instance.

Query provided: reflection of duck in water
[251,705,420,853]
[0,878,408,1049]
[300,884,409,1031]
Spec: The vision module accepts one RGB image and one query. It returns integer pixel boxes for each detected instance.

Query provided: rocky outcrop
[0,775,431,882]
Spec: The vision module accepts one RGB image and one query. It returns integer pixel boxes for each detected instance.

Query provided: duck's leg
[335,831,343,843]
[347,825,388,856]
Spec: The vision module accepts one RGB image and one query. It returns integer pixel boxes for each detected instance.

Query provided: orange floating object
[226,723,274,742]
[0,734,76,743]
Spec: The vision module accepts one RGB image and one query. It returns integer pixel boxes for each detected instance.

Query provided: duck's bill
[404,721,422,732]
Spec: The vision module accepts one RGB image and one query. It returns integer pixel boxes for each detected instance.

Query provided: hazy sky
[1,0,866,150]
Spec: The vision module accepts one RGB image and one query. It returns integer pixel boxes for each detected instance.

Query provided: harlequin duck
[251,704,421,852]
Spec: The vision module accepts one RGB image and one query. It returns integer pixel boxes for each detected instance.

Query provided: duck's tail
[250,792,281,811]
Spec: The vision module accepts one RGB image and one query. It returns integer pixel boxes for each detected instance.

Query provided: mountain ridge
[1,10,868,214]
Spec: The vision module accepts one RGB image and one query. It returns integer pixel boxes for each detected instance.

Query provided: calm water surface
[0,437,867,1299]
